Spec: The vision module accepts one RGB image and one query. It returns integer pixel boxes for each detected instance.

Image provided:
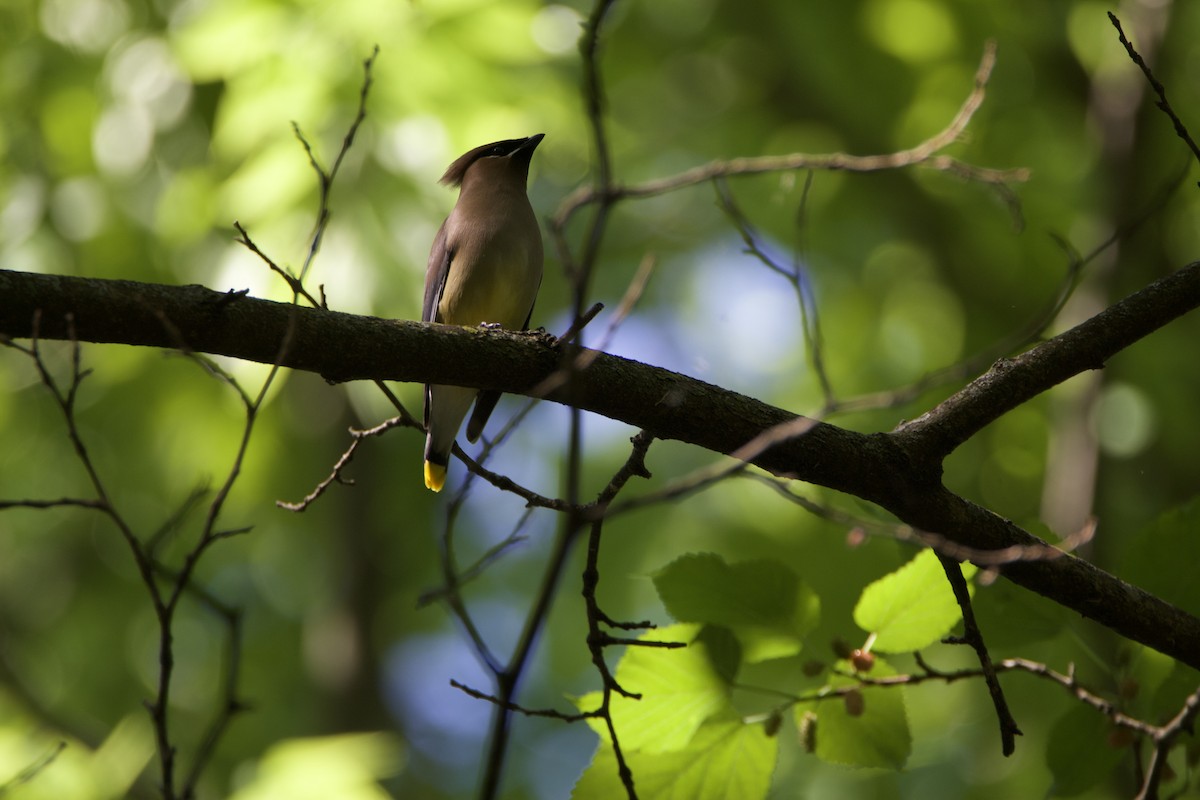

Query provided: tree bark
[4,265,1200,668]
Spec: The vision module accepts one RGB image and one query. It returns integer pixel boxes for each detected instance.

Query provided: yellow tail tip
[424,461,446,492]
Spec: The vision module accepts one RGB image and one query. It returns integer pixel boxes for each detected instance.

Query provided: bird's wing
[422,221,452,324]
[423,221,453,430]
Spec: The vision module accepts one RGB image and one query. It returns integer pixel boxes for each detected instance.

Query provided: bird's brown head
[439,133,545,189]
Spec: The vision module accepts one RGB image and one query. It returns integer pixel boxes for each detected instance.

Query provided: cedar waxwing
[421,134,545,492]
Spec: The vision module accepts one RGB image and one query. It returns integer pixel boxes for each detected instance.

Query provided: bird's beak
[515,133,545,156]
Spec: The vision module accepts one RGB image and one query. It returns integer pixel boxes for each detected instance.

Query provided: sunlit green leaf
[572,624,730,753]
[227,733,404,800]
[572,714,777,800]
[653,553,819,662]
[854,549,976,653]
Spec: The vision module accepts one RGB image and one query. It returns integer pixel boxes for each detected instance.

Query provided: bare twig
[451,445,575,511]
[604,412,822,520]
[553,40,1026,230]
[450,679,597,722]
[182,608,247,796]
[750,654,1177,755]
[1136,682,1200,800]
[294,45,379,286]
[278,416,411,511]
[416,523,530,608]
[12,322,193,794]
[714,175,835,406]
[937,554,1021,755]
[233,222,321,308]
[528,255,653,400]
[0,497,107,510]
[146,485,210,557]
[1109,13,1200,170]
[576,431,662,800]
[555,301,606,346]
[917,517,1096,569]
[470,39,658,771]
[0,49,389,800]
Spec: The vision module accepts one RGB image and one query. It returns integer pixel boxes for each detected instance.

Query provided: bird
[421,133,545,492]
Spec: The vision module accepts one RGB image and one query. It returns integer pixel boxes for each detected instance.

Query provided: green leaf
[572,715,778,800]
[798,658,911,769]
[228,732,404,800]
[1148,658,1200,726]
[694,624,742,684]
[854,549,976,652]
[1045,704,1123,796]
[1121,497,1200,616]
[572,624,730,753]
[972,576,1071,650]
[653,553,819,662]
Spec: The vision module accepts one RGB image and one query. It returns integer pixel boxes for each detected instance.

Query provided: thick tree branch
[0,269,897,496]
[4,265,1200,669]
[896,261,1200,459]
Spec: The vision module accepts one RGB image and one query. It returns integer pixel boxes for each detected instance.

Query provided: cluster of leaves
[572,550,963,797]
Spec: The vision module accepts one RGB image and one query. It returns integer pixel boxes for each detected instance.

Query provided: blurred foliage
[2,0,1200,798]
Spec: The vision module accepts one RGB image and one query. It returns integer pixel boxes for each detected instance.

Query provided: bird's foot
[522,327,556,343]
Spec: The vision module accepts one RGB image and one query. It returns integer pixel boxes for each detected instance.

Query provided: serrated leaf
[572,715,778,800]
[695,625,742,684]
[797,658,911,769]
[653,553,819,663]
[572,624,729,753]
[854,549,976,652]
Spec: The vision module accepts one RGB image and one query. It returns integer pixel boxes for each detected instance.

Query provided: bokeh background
[2,0,1200,797]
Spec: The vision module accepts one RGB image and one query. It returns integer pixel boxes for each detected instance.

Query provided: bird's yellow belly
[440,240,541,329]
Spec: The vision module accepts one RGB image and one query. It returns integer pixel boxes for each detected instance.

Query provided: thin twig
[553,41,1025,230]
[1136,682,1200,800]
[450,679,598,722]
[294,46,380,286]
[416,524,530,608]
[713,175,836,406]
[1109,13,1200,170]
[473,17,653,771]
[277,416,411,511]
[0,497,107,510]
[181,608,247,797]
[528,255,653,400]
[576,431,663,800]
[233,222,321,309]
[937,554,1021,756]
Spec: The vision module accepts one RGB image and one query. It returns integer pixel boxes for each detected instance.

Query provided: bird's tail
[424,459,447,492]
[423,384,477,492]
